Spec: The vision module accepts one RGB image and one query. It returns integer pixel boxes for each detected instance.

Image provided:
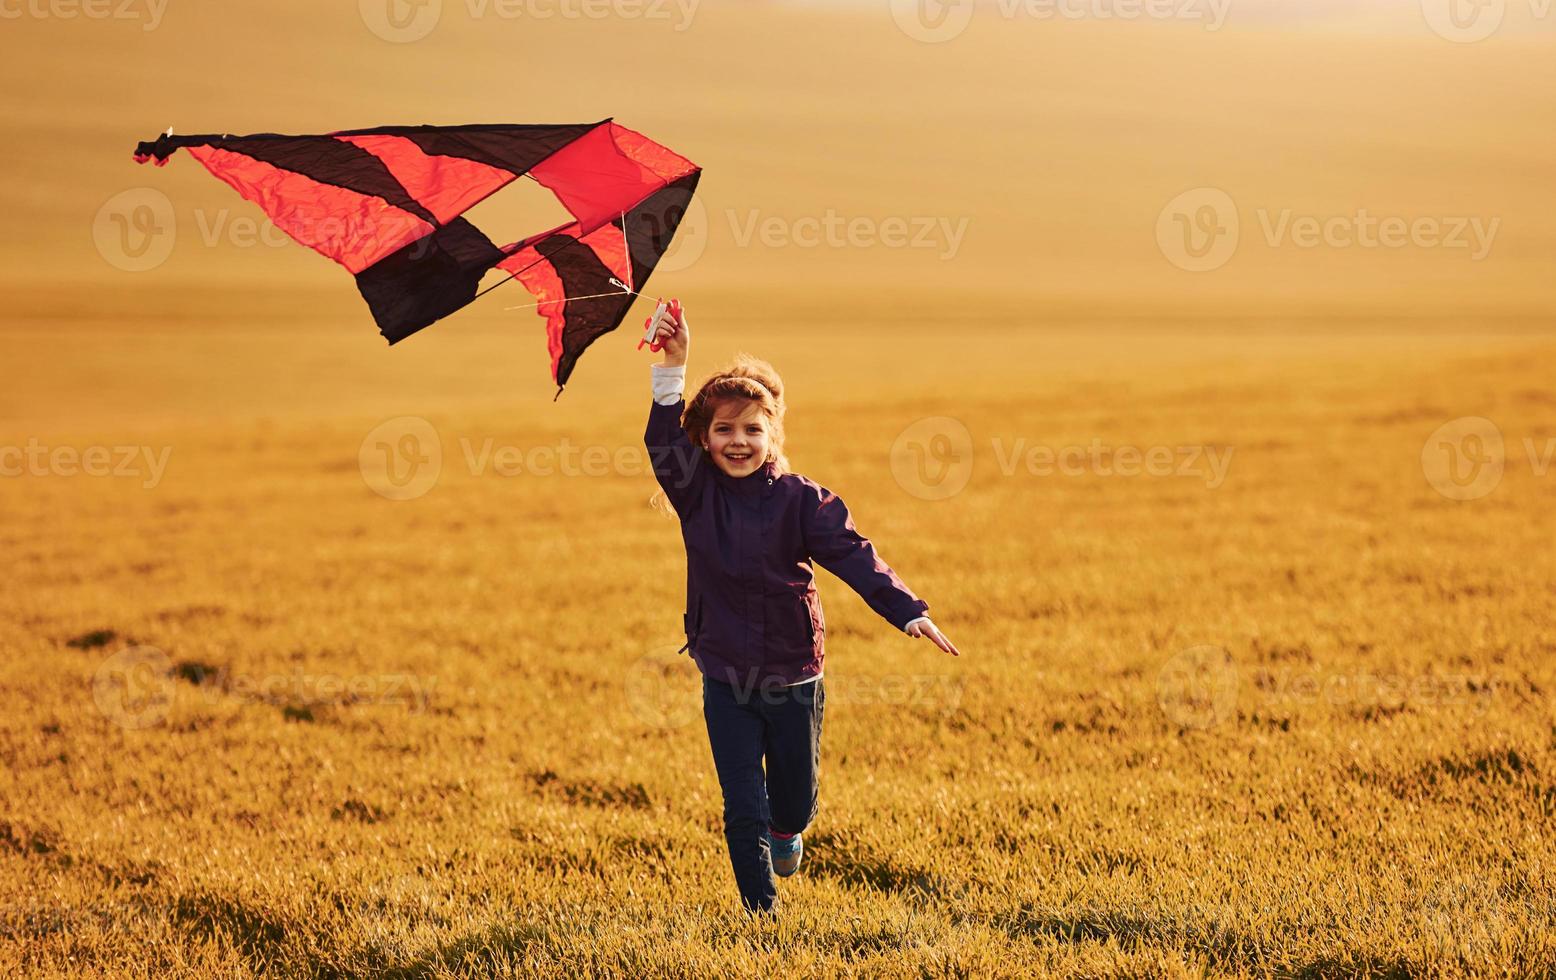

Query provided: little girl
[642,303,960,914]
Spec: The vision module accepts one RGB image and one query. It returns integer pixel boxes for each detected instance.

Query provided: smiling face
[701,397,771,478]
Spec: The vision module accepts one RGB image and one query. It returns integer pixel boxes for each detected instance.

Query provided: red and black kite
[132,120,700,394]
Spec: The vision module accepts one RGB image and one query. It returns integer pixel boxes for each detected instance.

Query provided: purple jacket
[645,396,929,689]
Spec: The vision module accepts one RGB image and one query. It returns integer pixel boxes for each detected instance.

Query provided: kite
[131,120,701,396]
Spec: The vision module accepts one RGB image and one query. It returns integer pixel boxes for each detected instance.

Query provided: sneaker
[768,829,803,877]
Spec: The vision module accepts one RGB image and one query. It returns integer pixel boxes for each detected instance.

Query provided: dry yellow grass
[3,1,1555,976]
[3,323,1554,977]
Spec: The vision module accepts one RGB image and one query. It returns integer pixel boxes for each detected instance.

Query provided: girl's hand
[651,302,689,368]
[907,618,961,657]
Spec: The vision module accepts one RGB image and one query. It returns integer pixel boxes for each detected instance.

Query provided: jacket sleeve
[801,481,929,631]
[643,372,707,515]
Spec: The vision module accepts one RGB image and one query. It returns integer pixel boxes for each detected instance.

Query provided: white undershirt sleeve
[651,363,686,406]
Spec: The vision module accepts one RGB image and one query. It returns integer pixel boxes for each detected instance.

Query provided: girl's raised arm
[642,306,705,514]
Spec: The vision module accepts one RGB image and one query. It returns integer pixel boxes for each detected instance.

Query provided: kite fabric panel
[132,120,701,392]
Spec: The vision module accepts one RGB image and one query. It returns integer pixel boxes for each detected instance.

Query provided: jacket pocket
[679,596,703,654]
[787,590,823,654]
[802,594,827,650]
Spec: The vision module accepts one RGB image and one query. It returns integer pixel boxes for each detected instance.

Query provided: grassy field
[4,0,1556,975]
[3,318,1554,977]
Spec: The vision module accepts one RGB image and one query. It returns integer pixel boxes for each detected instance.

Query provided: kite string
[494,213,642,312]
[470,208,587,304]
[502,283,641,312]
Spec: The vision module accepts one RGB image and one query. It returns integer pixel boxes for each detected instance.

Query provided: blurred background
[4,0,1554,427]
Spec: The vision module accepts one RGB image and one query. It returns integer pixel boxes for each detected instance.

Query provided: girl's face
[701,398,771,478]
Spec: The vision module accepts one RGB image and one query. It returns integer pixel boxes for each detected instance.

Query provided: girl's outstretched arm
[801,482,960,655]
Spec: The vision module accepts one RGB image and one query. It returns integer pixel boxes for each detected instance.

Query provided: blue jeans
[701,674,825,912]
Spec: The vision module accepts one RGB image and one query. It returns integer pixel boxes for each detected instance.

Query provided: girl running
[642,302,961,914]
